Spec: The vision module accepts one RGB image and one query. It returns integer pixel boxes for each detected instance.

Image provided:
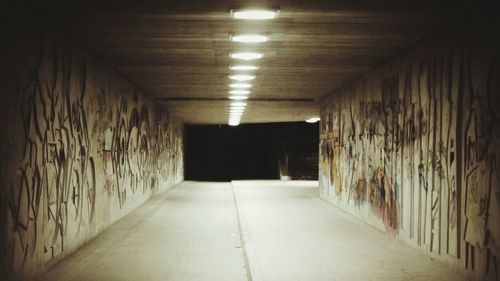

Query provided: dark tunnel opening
[184,122,319,181]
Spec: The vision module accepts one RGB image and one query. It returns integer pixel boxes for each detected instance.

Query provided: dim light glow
[230,52,263,61]
[229,90,250,95]
[232,10,278,20]
[229,74,255,81]
[231,65,258,71]
[306,117,320,123]
[230,83,252,89]
[231,34,269,43]
[229,95,248,100]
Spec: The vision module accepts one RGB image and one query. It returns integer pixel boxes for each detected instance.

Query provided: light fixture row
[228,9,278,126]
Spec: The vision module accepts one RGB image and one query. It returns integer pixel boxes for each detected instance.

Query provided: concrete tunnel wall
[319,28,499,280]
[0,28,184,280]
[1,11,499,281]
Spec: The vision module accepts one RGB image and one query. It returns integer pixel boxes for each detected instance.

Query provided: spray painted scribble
[100,98,182,208]
[3,39,98,273]
[0,33,183,280]
[319,37,499,280]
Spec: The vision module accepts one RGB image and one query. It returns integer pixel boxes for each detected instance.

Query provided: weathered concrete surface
[319,29,499,281]
[0,29,184,280]
[37,181,466,281]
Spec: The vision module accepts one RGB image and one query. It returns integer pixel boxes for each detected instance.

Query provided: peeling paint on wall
[320,34,499,280]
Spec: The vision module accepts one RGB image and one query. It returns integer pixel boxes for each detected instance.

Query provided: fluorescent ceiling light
[231,34,269,43]
[232,10,278,20]
[230,83,252,89]
[231,65,258,71]
[230,52,263,61]
[306,117,321,123]
[229,95,248,100]
[230,107,245,111]
[229,75,255,81]
[229,107,245,113]
[229,122,240,127]
[230,106,245,110]
[231,102,247,107]
[229,90,250,95]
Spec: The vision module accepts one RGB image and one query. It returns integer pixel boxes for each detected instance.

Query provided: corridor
[37,181,465,281]
[2,3,498,280]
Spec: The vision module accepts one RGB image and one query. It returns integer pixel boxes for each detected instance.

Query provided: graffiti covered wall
[0,31,184,280]
[319,32,499,280]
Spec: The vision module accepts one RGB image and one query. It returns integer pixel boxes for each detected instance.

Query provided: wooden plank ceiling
[61,0,442,124]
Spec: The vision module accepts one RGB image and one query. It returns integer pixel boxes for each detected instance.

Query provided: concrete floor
[37,181,467,281]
